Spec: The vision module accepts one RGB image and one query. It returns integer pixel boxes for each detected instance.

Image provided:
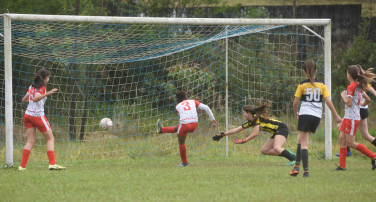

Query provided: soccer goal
[1,14,332,167]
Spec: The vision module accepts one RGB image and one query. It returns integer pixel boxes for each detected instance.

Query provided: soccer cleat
[177,162,189,167]
[289,165,300,176]
[157,119,163,134]
[286,148,296,158]
[49,164,66,170]
[331,166,346,171]
[284,160,296,166]
[335,151,352,157]
[303,171,309,177]
[372,158,376,170]
[18,166,27,171]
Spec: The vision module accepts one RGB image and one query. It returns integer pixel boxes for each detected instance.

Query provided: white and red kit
[23,85,51,132]
[340,82,364,135]
[174,100,215,136]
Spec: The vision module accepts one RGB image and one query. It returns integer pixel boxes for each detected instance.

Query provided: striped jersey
[25,85,47,117]
[242,115,285,135]
[294,79,330,118]
[360,83,371,109]
[344,82,364,120]
[176,100,215,124]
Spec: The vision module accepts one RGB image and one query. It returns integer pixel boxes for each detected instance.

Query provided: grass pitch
[2,155,375,202]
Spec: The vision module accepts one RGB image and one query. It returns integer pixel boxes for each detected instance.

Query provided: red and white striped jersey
[25,85,47,117]
[344,82,364,120]
[175,99,215,124]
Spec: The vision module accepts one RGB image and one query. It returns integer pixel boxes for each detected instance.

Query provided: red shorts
[177,122,198,136]
[340,118,360,136]
[23,114,51,132]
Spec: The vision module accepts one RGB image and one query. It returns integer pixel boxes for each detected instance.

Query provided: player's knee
[347,142,357,148]
[27,139,36,146]
[260,149,268,155]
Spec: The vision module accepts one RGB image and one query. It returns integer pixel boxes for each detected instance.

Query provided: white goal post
[2,14,332,167]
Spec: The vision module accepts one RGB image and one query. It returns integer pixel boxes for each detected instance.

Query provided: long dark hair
[32,68,49,89]
[243,102,271,125]
[348,65,375,91]
[176,90,187,103]
[303,59,317,87]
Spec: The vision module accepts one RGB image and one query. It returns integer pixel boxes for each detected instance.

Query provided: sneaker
[331,166,346,171]
[18,166,27,171]
[289,165,300,176]
[372,158,376,170]
[286,148,296,158]
[284,160,296,166]
[335,151,352,157]
[49,164,66,170]
[157,119,163,134]
[177,162,189,167]
[303,171,309,177]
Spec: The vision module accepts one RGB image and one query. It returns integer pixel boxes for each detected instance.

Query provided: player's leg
[260,138,279,156]
[177,124,189,167]
[158,119,178,134]
[290,133,302,176]
[359,118,376,146]
[346,131,376,170]
[299,132,310,177]
[19,127,37,170]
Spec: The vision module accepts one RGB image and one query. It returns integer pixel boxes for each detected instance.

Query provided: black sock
[302,149,309,171]
[295,144,301,166]
[372,139,376,147]
[280,149,295,162]
[347,146,351,152]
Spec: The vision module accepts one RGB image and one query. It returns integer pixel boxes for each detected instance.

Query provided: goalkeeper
[212,103,296,166]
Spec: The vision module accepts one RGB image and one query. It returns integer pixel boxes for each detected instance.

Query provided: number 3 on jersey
[306,88,320,101]
[182,101,191,111]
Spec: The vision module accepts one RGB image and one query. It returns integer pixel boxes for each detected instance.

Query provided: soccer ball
[100,118,113,130]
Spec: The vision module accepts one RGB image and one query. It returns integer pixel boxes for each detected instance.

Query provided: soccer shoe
[289,165,300,176]
[18,166,27,171]
[157,119,163,134]
[49,164,66,170]
[177,162,189,167]
[335,150,352,157]
[284,160,296,166]
[331,166,346,171]
[286,148,296,158]
[372,158,376,170]
[303,171,309,177]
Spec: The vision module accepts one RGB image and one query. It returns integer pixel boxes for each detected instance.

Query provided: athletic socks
[301,149,309,172]
[295,144,301,166]
[355,144,376,159]
[161,127,177,133]
[20,149,31,168]
[280,149,296,162]
[179,144,188,164]
[47,150,56,165]
[340,148,347,169]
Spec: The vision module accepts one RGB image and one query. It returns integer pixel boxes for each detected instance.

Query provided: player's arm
[197,103,216,125]
[324,97,342,123]
[341,90,352,107]
[233,125,260,144]
[292,97,300,120]
[361,93,370,107]
[33,88,58,102]
[368,86,376,97]
[212,126,244,141]
[22,93,29,103]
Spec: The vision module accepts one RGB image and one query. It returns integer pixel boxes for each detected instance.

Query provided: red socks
[179,144,188,164]
[340,148,347,169]
[20,149,31,168]
[356,144,376,159]
[161,127,177,133]
[47,150,56,165]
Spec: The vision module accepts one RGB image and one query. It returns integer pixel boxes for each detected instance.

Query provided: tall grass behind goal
[0,15,332,166]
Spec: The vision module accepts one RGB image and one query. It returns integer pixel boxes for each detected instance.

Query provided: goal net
[0,15,331,166]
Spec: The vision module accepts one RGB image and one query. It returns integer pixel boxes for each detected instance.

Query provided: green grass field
[2,155,376,201]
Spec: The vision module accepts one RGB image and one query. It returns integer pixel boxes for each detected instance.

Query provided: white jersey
[360,83,371,109]
[175,100,215,124]
[344,82,364,120]
[25,85,47,117]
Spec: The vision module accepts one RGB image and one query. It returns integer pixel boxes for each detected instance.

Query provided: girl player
[290,60,342,177]
[19,68,65,171]
[332,65,376,171]
[157,91,217,167]
[212,103,297,166]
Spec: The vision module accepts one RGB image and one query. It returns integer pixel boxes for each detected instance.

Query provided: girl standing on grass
[332,65,376,171]
[289,60,342,177]
[212,103,297,166]
[336,66,376,157]
[19,68,65,171]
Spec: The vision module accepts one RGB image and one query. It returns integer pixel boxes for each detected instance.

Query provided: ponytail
[348,65,375,91]
[31,68,49,89]
[303,59,317,88]
[243,102,272,125]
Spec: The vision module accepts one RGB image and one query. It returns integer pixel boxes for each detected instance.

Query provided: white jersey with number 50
[175,100,215,124]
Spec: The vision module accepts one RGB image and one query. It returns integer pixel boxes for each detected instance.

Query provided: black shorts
[360,108,369,120]
[270,125,289,139]
[297,115,321,134]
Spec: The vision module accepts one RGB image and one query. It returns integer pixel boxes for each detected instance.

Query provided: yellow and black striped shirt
[242,116,286,135]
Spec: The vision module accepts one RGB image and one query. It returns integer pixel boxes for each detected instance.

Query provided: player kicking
[19,68,65,171]
[157,91,217,167]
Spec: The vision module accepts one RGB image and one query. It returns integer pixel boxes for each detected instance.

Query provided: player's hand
[295,112,299,120]
[211,120,217,125]
[335,116,342,124]
[212,132,225,141]
[49,88,58,94]
[233,138,247,144]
